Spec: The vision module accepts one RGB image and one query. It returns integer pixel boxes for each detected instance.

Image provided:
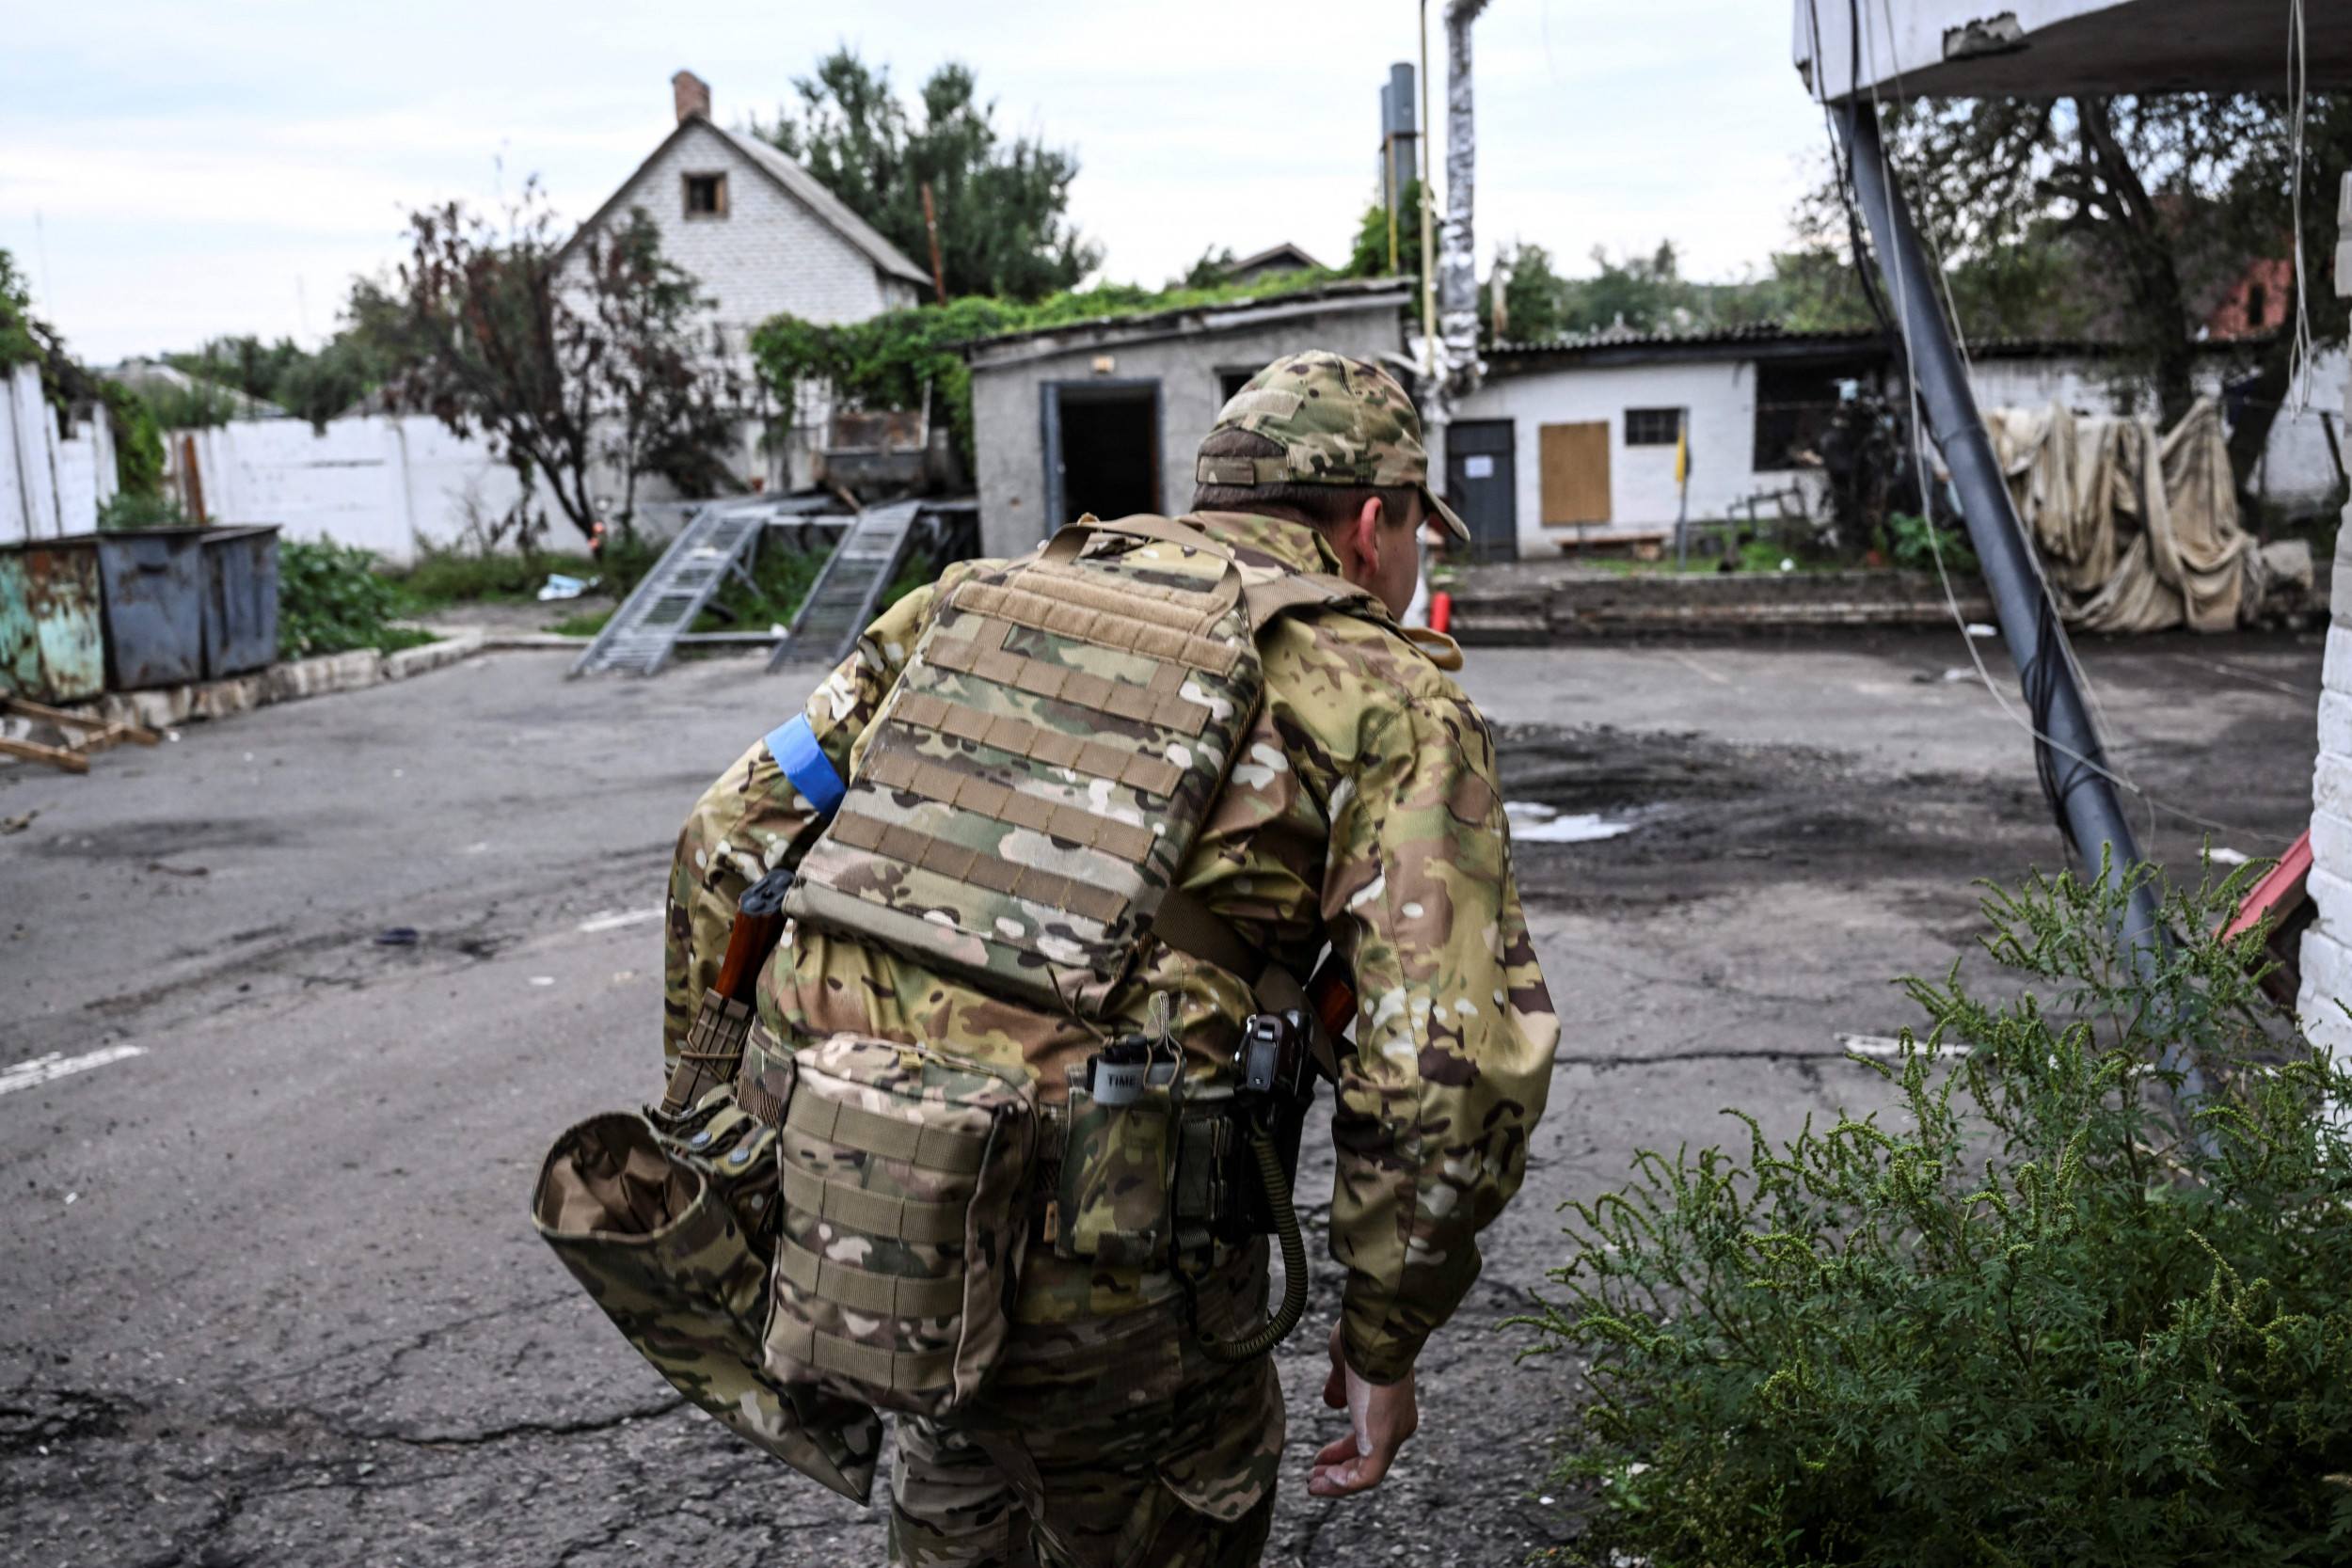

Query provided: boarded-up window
[1539,421,1611,525]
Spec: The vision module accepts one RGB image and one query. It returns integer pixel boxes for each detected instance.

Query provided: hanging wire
[2286,0,2317,418]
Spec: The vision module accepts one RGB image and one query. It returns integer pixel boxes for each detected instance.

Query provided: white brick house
[2296,174,2352,1056]
[560,71,932,494]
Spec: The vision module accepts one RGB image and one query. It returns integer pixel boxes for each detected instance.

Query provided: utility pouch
[531,1109,882,1503]
[764,1034,1038,1419]
[1055,1060,1180,1268]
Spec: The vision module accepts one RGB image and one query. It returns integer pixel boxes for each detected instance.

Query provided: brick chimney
[672,71,711,124]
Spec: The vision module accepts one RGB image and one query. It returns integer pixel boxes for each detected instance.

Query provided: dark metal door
[96,530,206,689]
[200,527,280,677]
[1446,420,1518,563]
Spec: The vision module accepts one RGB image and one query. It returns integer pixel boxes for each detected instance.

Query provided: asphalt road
[0,626,2324,1567]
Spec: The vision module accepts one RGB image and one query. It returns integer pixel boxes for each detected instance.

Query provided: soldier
[663,351,1558,1566]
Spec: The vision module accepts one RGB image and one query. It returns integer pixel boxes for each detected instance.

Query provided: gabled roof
[561,118,930,290]
[1227,243,1325,277]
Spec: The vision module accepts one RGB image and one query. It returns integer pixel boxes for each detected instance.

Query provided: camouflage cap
[1197,351,1470,542]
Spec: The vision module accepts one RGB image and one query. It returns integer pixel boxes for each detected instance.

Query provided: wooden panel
[1539,422,1612,525]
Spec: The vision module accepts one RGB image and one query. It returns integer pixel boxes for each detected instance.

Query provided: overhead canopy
[1794,0,2352,103]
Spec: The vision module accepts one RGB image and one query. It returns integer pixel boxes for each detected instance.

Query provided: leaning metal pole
[1837,103,2153,925]
[1838,102,2206,1112]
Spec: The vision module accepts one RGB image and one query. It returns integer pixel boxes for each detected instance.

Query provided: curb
[61,630,488,731]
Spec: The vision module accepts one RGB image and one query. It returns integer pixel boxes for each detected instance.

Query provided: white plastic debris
[1504,801,1633,843]
[537,574,596,602]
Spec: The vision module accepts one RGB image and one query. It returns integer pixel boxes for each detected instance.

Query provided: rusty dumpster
[0,537,106,704]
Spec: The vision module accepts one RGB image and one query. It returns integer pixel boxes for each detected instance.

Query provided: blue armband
[765,714,847,817]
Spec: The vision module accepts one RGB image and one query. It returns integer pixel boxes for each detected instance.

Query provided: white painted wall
[1453,357,1791,557]
[1459,342,2350,559]
[172,415,523,562]
[2299,175,2352,1060]
[0,361,63,544]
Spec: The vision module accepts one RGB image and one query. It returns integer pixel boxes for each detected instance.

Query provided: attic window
[1624,407,1684,447]
[683,173,727,218]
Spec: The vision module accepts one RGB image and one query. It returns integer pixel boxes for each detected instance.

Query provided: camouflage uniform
[663,354,1558,1567]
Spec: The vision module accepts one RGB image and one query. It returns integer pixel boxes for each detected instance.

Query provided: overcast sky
[0,1,1829,364]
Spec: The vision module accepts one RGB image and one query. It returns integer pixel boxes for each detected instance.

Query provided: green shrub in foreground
[1525,861,2352,1567]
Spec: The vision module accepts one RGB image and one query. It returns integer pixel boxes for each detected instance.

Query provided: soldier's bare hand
[1308,1322,1419,1497]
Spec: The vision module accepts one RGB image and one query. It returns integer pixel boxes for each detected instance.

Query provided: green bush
[1884,510,1980,576]
[95,491,190,531]
[1524,859,2352,1567]
[277,539,432,658]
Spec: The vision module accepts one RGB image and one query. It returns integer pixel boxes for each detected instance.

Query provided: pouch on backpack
[763,1033,1038,1418]
[532,1106,882,1502]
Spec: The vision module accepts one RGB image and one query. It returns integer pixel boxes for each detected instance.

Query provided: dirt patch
[1494,723,2061,906]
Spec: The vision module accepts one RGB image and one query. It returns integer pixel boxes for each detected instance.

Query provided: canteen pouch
[764,1033,1038,1419]
[531,1107,882,1503]
[1054,1071,1179,1269]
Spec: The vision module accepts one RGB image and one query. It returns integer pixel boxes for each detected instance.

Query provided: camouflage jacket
[664,511,1557,1383]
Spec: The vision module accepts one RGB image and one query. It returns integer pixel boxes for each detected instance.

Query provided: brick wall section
[2296,172,2352,1052]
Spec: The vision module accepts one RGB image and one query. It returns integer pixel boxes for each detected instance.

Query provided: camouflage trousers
[889,1247,1283,1568]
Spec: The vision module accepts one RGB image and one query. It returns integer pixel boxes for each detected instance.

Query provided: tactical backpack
[782,515,1361,1016]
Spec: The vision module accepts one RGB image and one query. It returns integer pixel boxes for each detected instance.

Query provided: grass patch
[382,547,600,615]
[690,539,834,634]
[544,609,613,638]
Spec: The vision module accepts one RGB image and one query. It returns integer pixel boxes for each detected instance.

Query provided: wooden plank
[0,735,90,774]
[1539,421,1612,526]
[2,696,158,745]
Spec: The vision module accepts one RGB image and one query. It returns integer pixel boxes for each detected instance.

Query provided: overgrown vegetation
[750,48,1098,303]
[276,540,435,658]
[95,492,190,532]
[370,183,744,546]
[751,271,1348,471]
[1524,859,2352,1567]
[379,543,602,613]
[689,539,833,635]
[159,327,394,431]
[1850,91,2350,490]
[0,248,168,499]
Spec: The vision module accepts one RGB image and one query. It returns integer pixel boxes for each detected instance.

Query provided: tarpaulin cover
[1983,397,2296,635]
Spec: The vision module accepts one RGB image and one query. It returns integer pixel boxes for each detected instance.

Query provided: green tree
[372,183,745,543]
[587,208,746,521]
[1845,92,2351,449]
[1348,178,1425,279]
[754,49,1100,303]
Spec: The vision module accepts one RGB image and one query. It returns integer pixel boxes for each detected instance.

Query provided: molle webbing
[949,578,1241,674]
[781,1164,967,1244]
[768,1317,955,1392]
[924,631,1210,736]
[786,1090,990,1175]
[828,812,1130,927]
[862,747,1157,863]
[887,690,1184,797]
[776,1236,966,1319]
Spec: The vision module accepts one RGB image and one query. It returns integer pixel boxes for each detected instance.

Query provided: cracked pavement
[0,628,2322,1566]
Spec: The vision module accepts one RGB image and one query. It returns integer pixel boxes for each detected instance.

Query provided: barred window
[1624,408,1683,446]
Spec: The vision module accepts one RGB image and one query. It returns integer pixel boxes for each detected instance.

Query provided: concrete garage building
[963,279,1413,560]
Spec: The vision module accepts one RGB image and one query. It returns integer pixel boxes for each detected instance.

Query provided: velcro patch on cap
[1220,388,1304,421]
